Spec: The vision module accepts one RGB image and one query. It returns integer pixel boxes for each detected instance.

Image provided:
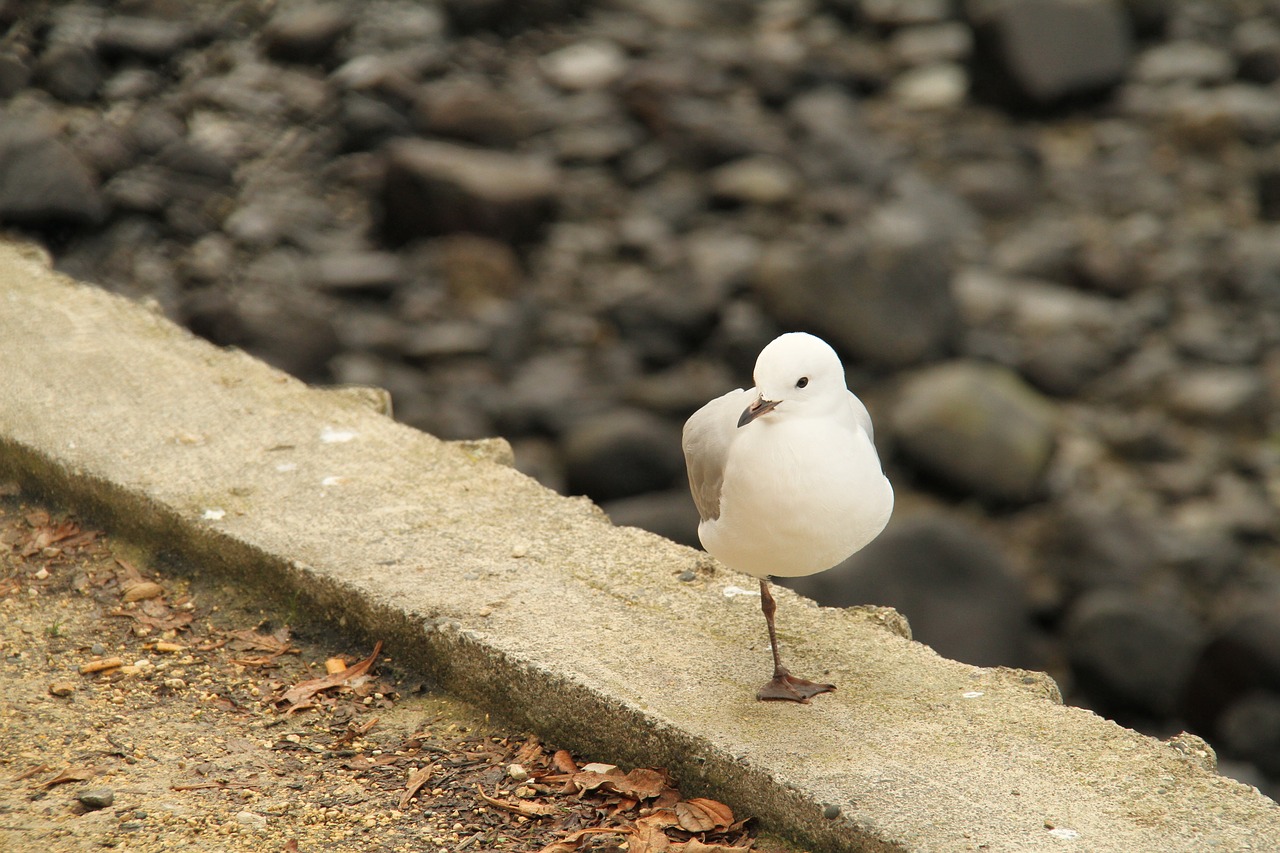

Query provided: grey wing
[846,390,876,443]
[682,388,751,523]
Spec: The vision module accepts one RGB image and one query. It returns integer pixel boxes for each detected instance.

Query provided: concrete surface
[1,237,1278,851]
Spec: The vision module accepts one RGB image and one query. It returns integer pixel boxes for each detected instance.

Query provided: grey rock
[1132,41,1235,86]
[1186,606,1280,736]
[0,51,31,98]
[1065,589,1205,720]
[339,91,413,151]
[889,63,969,110]
[562,408,684,502]
[892,361,1058,503]
[412,78,534,148]
[379,140,559,245]
[34,43,102,102]
[1218,694,1280,777]
[949,159,1040,217]
[0,119,106,228]
[1235,19,1280,84]
[263,5,351,65]
[443,0,586,36]
[889,23,974,67]
[858,0,952,26]
[786,87,895,187]
[311,251,405,295]
[969,0,1131,109]
[540,39,629,91]
[754,210,958,369]
[96,17,200,62]
[782,512,1032,668]
[78,789,114,810]
[1034,498,1160,600]
[1165,366,1267,428]
[709,155,802,206]
[603,488,699,548]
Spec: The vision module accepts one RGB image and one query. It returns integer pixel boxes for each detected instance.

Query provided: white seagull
[682,332,894,702]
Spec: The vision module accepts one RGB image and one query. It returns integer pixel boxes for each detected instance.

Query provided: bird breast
[698,414,893,579]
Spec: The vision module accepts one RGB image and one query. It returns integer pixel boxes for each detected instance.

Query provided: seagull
[682,332,893,702]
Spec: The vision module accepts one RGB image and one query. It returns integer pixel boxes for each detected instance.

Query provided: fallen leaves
[398,765,434,811]
[276,640,383,714]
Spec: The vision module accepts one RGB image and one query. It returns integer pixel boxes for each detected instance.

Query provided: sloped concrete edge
[0,434,903,852]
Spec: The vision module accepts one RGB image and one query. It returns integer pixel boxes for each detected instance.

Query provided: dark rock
[263,5,352,65]
[0,119,106,228]
[182,286,340,383]
[1218,693,1280,777]
[969,0,1131,110]
[1034,498,1159,601]
[562,408,684,502]
[338,91,413,151]
[34,43,102,102]
[786,87,895,188]
[0,51,31,98]
[603,488,700,548]
[892,361,1058,503]
[1256,164,1280,222]
[949,159,1040,217]
[77,789,114,810]
[1065,589,1204,720]
[1185,606,1280,736]
[96,17,200,62]
[1235,19,1280,84]
[753,210,958,369]
[443,0,587,36]
[781,513,1033,668]
[379,139,559,245]
[412,78,533,148]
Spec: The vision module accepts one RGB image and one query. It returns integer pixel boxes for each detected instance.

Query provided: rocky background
[2,0,1278,795]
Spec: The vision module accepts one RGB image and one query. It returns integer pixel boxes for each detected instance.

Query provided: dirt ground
[0,484,796,853]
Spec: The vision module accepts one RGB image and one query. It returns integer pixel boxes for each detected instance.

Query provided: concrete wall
[2,238,1278,851]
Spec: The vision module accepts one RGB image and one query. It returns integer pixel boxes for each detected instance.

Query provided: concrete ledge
[2,238,1278,851]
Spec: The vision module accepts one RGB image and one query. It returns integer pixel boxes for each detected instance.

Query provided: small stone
[678,570,697,583]
[540,39,629,91]
[122,581,164,602]
[506,763,529,782]
[49,681,76,697]
[236,810,268,830]
[823,803,841,819]
[78,789,114,810]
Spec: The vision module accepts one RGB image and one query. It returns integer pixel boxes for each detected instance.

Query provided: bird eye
[795,377,809,389]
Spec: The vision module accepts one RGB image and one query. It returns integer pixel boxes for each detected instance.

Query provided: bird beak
[738,396,779,428]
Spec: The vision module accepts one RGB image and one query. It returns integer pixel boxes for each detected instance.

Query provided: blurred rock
[540,39,629,91]
[782,513,1032,668]
[709,155,802,206]
[1165,366,1267,428]
[892,361,1058,503]
[1186,606,1280,737]
[263,5,352,65]
[412,78,533,148]
[0,119,106,228]
[0,51,32,97]
[379,140,559,245]
[754,210,958,368]
[34,43,101,102]
[604,487,699,548]
[1218,693,1280,777]
[1065,589,1204,720]
[562,408,684,502]
[969,0,1131,109]
[1132,41,1234,86]
[96,17,201,63]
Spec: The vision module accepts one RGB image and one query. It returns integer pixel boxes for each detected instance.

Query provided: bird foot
[756,670,836,703]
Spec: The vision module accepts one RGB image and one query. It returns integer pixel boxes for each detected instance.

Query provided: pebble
[48,681,76,697]
[78,789,115,810]
[236,810,268,830]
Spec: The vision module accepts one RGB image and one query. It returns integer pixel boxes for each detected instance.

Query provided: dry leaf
[122,581,164,602]
[43,766,94,787]
[610,767,671,800]
[629,816,675,853]
[324,657,348,675]
[673,841,753,853]
[514,735,544,767]
[476,784,557,817]
[278,641,382,711]
[536,828,624,853]
[80,657,124,675]
[399,765,433,811]
[551,748,578,773]
[675,798,734,833]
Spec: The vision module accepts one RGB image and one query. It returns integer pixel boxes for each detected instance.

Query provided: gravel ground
[0,484,793,853]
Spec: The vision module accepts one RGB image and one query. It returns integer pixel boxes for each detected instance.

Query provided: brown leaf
[398,765,433,811]
[514,735,544,767]
[551,748,578,774]
[222,626,295,655]
[43,766,94,787]
[475,783,557,817]
[122,580,164,602]
[12,764,51,782]
[278,641,382,711]
[672,841,753,853]
[79,657,124,675]
[536,828,624,853]
[568,769,615,793]
[675,798,734,833]
[610,767,671,800]
[630,816,675,853]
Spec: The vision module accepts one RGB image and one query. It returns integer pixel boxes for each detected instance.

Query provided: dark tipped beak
[738,397,779,428]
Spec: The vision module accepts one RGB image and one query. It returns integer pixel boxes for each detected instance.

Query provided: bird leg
[756,578,836,703]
